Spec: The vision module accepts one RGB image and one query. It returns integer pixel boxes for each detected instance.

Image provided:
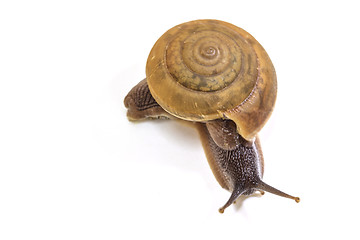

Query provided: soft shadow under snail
[124,19,300,213]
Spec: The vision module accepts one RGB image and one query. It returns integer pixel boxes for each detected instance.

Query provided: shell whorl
[166,27,250,92]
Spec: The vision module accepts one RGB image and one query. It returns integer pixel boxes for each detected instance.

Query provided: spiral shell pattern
[146,20,277,140]
[166,28,245,92]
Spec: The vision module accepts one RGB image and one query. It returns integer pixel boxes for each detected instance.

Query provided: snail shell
[146,19,277,141]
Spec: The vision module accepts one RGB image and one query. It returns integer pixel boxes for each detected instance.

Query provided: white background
[1,0,359,239]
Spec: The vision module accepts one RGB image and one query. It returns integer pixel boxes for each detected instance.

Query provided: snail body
[124,20,299,213]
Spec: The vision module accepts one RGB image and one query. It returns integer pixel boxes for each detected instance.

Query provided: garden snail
[124,19,300,213]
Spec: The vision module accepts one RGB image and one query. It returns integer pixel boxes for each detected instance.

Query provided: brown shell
[146,19,277,141]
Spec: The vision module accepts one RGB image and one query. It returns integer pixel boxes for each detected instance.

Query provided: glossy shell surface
[146,19,277,140]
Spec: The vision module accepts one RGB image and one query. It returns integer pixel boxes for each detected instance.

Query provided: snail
[124,19,300,213]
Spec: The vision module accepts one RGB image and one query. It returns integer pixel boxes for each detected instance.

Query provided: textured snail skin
[124,79,172,120]
[124,80,299,213]
[124,20,299,213]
